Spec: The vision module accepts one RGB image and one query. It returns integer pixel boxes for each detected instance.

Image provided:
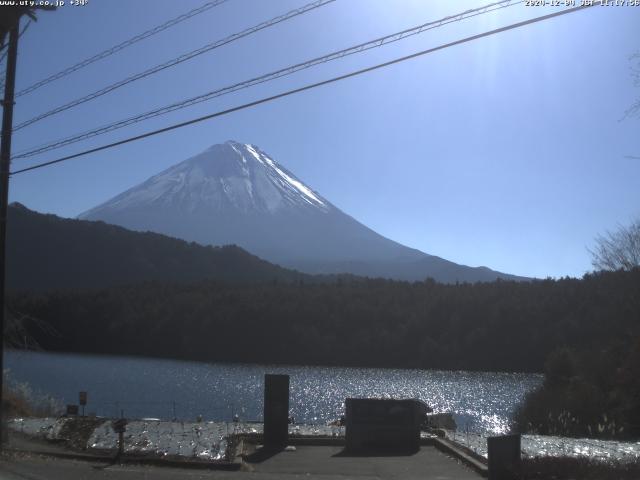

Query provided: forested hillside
[7,203,311,290]
[9,269,639,373]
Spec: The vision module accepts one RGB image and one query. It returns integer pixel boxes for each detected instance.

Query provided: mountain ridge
[6,202,314,291]
[79,140,528,283]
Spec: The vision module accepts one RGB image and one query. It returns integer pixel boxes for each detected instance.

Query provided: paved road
[1,455,237,480]
[0,446,481,480]
[245,445,481,479]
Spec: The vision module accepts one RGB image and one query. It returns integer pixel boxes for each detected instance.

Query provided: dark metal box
[345,398,429,452]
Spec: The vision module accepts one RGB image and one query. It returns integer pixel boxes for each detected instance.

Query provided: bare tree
[590,218,640,271]
[624,51,640,120]
[622,51,640,160]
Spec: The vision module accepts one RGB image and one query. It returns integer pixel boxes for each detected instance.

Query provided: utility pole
[0,12,21,449]
[0,5,54,449]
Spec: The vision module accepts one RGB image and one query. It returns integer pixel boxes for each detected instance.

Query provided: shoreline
[8,416,640,466]
[5,348,545,376]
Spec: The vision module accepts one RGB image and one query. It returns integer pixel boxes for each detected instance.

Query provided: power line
[11,1,228,98]
[11,0,336,131]
[10,3,597,176]
[13,0,521,160]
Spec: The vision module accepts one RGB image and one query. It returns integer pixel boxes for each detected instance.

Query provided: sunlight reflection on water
[5,351,541,434]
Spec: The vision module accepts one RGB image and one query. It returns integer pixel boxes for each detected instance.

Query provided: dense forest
[10,270,639,372]
[6,203,317,290]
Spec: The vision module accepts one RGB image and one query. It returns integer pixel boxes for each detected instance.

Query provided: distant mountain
[6,203,309,291]
[79,141,527,283]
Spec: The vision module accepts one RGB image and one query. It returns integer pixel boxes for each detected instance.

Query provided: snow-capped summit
[80,141,525,283]
[82,141,330,218]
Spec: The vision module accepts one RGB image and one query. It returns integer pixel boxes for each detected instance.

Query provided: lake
[4,350,542,435]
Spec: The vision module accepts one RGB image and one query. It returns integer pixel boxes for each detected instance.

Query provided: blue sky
[4,0,640,279]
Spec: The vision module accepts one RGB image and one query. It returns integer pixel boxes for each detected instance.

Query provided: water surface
[4,350,541,434]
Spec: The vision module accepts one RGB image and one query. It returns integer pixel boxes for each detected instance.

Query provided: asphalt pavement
[0,445,482,480]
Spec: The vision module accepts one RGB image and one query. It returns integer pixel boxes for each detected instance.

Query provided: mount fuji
[79,141,525,283]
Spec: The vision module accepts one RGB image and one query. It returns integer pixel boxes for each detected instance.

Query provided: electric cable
[10,3,597,176]
[12,0,229,98]
[11,0,336,130]
[13,0,519,159]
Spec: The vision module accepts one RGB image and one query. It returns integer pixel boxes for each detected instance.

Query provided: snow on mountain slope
[79,141,525,283]
[82,141,329,217]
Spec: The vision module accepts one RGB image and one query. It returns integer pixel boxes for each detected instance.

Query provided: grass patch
[2,369,63,418]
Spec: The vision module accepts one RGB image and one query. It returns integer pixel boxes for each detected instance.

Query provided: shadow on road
[243,446,284,464]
